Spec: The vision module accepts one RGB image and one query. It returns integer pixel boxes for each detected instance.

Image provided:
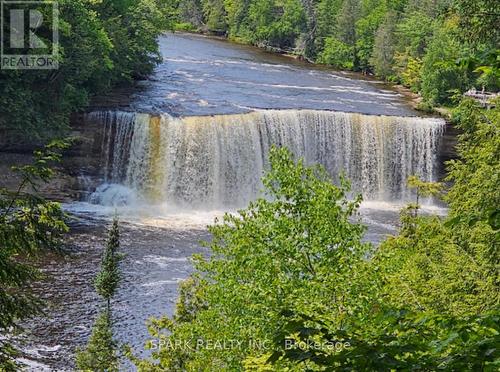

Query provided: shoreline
[170,30,453,120]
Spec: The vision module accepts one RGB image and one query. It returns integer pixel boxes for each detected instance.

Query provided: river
[19,33,447,370]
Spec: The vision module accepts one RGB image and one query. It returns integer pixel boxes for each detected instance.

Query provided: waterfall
[86,109,445,209]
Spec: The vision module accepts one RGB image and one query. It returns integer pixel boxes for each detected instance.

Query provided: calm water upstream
[18,33,447,370]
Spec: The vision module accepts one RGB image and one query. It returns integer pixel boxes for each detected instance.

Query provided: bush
[421,23,469,105]
[317,37,354,69]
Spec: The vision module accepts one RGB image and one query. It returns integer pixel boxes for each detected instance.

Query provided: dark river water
[17,33,447,370]
[101,33,416,117]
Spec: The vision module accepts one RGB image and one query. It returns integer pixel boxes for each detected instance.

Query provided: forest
[0,0,498,370]
[0,0,498,141]
[0,0,175,142]
[132,99,499,370]
[173,0,499,106]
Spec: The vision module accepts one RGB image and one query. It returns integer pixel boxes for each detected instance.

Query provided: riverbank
[0,32,456,206]
[6,30,468,370]
[170,30,454,119]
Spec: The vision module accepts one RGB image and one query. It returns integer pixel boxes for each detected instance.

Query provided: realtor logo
[1,1,59,69]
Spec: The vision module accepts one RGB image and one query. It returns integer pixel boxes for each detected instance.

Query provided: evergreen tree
[77,218,122,371]
[336,0,360,67]
[95,217,122,311]
[371,11,397,79]
[178,0,204,29]
[75,311,119,372]
[0,141,69,371]
[202,0,228,32]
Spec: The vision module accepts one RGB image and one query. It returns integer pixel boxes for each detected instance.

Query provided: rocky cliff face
[0,113,105,202]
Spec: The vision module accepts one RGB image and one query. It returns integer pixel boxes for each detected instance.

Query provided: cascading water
[86,109,445,210]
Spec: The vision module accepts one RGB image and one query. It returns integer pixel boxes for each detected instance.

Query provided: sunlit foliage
[172,0,499,105]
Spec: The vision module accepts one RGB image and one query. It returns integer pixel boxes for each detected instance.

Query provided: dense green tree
[317,37,355,69]
[178,0,204,29]
[355,0,386,73]
[396,11,435,58]
[453,0,499,44]
[76,311,120,372]
[247,0,275,43]
[445,98,499,255]
[262,307,500,370]
[371,11,397,78]
[133,146,371,370]
[336,0,360,67]
[224,0,251,38]
[246,0,307,48]
[269,0,307,48]
[95,217,122,311]
[0,141,69,371]
[0,0,172,142]
[391,10,435,90]
[420,21,469,104]
[202,0,228,32]
[313,0,342,52]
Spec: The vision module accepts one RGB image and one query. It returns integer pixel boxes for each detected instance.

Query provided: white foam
[141,279,183,287]
[360,200,448,215]
[64,201,225,230]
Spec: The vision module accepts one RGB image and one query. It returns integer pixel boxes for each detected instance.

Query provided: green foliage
[78,217,123,370]
[377,214,497,316]
[246,0,306,48]
[453,0,500,44]
[0,0,172,141]
[396,11,436,58]
[371,11,397,79]
[133,146,370,370]
[174,22,197,31]
[178,0,204,29]
[202,0,228,32]
[173,0,498,106]
[446,98,500,245]
[355,2,386,73]
[394,52,423,91]
[421,21,470,104]
[407,175,443,197]
[95,217,122,308]
[76,310,120,372]
[317,37,354,69]
[0,140,69,371]
[314,0,342,53]
[133,103,499,370]
[264,309,500,370]
[336,0,360,48]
